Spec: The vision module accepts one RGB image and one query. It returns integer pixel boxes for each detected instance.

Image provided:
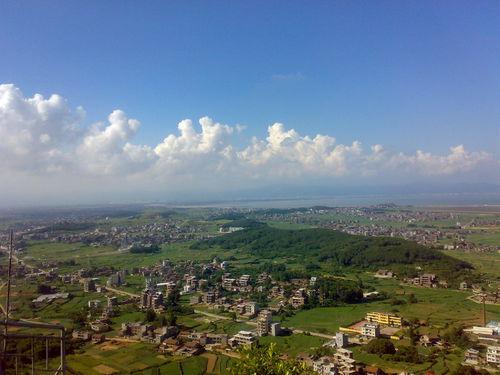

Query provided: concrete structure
[229,331,256,348]
[257,310,272,336]
[365,312,402,327]
[333,348,357,375]
[464,348,480,364]
[83,278,96,292]
[487,345,500,366]
[270,322,282,337]
[336,332,349,348]
[361,323,380,338]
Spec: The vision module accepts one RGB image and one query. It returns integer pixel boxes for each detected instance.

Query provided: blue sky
[2,1,499,153]
[0,1,499,204]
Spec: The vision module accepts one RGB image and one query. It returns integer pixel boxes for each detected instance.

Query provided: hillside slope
[193,224,475,284]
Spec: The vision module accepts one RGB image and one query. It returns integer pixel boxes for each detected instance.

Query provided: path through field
[201,353,218,373]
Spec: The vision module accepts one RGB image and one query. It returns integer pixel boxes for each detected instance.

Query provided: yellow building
[365,312,402,327]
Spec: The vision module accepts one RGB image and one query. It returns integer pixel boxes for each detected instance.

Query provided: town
[0,204,499,374]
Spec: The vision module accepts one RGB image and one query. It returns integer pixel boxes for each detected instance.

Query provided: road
[105,286,140,298]
[290,328,335,339]
[193,309,257,325]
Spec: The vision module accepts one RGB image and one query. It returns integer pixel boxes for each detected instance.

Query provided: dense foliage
[229,343,312,375]
[193,225,474,283]
[364,338,396,355]
[308,278,364,306]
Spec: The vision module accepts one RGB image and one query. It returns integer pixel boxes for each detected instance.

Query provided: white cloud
[0,83,496,203]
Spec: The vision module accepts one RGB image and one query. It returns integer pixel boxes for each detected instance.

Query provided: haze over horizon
[1,2,499,205]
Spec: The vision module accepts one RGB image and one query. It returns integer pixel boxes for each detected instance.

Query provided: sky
[0,1,499,205]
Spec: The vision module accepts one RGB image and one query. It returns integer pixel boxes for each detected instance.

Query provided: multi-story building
[333,348,357,375]
[245,302,259,316]
[203,291,216,304]
[487,345,500,366]
[141,289,164,310]
[238,275,251,287]
[107,271,126,287]
[257,310,272,336]
[291,288,307,309]
[83,278,96,292]
[365,312,402,327]
[335,332,349,348]
[361,323,380,338]
[229,331,256,348]
[464,348,480,364]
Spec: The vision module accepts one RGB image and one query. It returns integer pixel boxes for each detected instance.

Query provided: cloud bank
[0,83,496,204]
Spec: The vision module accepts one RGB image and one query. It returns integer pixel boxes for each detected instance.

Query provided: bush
[364,338,396,355]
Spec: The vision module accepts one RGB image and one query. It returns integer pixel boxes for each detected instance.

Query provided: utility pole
[5,230,14,320]
[2,230,14,371]
[482,294,487,326]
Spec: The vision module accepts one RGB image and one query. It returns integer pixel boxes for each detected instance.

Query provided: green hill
[193,224,477,285]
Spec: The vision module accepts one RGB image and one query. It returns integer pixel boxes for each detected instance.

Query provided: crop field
[21,240,240,272]
[59,341,207,374]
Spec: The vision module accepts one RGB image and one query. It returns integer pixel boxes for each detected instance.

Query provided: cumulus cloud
[0,83,496,203]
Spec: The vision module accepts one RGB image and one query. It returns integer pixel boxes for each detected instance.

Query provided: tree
[393,345,421,363]
[443,325,470,349]
[451,365,490,375]
[165,309,177,326]
[229,311,237,322]
[364,338,396,355]
[166,287,181,308]
[145,309,156,322]
[229,343,312,375]
[407,293,418,304]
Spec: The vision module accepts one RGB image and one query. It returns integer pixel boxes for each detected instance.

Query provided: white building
[486,345,500,366]
[229,331,256,348]
[257,310,272,336]
[361,323,380,338]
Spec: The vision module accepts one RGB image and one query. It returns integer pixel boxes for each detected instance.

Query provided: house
[90,321,110,333]
[361,323,380,338]
[271,323,282,337]
[486,345,500,366]
[336,332,349,348]
[72,330,92,341]
[228,331,256,348]
[464,348,480,364]
[365,312,402,327]
[312,356,337,375]
[419,335,439,347]
[92,334,105,344]
[176,341,203,356]
[159,338,182,354]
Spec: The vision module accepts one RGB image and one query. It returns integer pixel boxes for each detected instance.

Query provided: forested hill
[192,224,474,282]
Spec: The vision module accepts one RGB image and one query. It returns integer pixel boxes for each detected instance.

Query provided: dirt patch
[131,362,148,370]
[93,364,118,374]
[202,352,218,373]
[99,340,130,351]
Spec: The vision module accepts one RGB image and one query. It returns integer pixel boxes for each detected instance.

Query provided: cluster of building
[340,312,403,341]
[464,321,500,368]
